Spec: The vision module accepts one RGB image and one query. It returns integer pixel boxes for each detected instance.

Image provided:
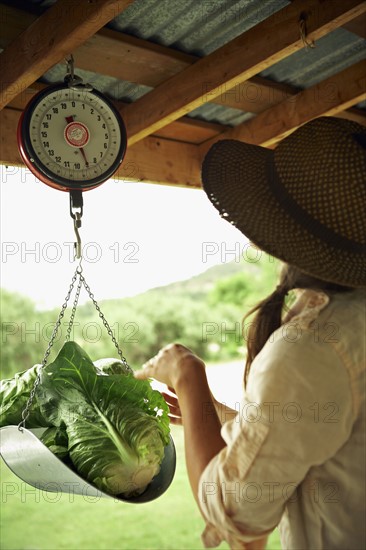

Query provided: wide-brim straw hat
[202,117,366,288]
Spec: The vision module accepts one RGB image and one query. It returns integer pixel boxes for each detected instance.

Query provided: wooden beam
[0,108,23,167]
[73,27,195,89]
[4,75,363,146]
[122,0,366,146]
[73,31,298,113]
[0,5,35,48]
[0,6,195,87]
[343,12,366,38]
[6,65,362,145]
[116,138,201,187]
[0,4,299,115]
[0,3,364,118]
[0,0,135,110]
[152,118,229,145]
[335,107,366,125]
[199,60,366,154]
[0,107,202,187]
[7,82,228,144]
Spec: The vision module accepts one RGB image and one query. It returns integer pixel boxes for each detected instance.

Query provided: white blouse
[199,288,366,549]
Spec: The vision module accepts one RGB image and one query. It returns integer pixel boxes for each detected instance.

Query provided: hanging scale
[17,54,128,259]
[1,57,176,502]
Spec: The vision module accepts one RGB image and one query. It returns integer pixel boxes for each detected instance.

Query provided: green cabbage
[40,426,69,461]
[94,357,131,376]
[0,364,51,428]
[0,342,170,497]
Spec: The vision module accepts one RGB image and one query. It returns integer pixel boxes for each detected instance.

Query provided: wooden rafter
[335,108,366,126]
[343,12,366,38]
[199,60,366,154]
[152,118,229,145]
[0,3,298,115]
[1,2,363,127]
[117,138,201,187]
[0,0,135,110]
[0,0,365,187]
[121,0,366,146]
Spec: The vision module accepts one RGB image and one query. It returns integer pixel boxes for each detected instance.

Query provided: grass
[0,425,281,550]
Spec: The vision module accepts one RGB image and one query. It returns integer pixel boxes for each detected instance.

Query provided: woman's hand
[135,343,205,389]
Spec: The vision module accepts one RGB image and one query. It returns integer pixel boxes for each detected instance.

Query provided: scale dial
[18,84,127,191]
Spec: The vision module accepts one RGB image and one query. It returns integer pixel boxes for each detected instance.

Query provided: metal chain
[79,272,132,373]
[19,262,132,430]
[65,274,83,341]
[18,263,81,430]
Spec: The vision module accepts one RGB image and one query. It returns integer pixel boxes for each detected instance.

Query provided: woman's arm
[135,344,269,549]
[169,365,268,550]
[136,345,226,497]
[174,362,226,498]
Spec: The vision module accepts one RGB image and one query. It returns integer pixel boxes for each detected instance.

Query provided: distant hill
[146,260,247,297]
[98,255,276,308]
[0,255,278,376]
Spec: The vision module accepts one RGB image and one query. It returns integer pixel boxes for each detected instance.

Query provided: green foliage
[0,289,45,378]
[0,364,51,428]
[209,271,252,307]
[209,254,280,310]
[0,256,280,379]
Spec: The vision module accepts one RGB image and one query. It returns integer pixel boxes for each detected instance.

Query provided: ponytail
[243,283,289,387]
[243,264,352,387]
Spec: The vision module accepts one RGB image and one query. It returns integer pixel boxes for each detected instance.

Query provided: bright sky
[0,165,249,310]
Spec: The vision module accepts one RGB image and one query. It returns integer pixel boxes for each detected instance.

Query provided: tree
[208,254,280,310]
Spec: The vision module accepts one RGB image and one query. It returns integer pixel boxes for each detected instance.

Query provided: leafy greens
[0,342,170,497]
[0,364,51,428]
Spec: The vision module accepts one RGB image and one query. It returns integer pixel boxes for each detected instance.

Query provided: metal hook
[69,191,83,261]
[65,54,75,81]
[74,213,82,260]
[64,53,92,91]
[299,16,315,49]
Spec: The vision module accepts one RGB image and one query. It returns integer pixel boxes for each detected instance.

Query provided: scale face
[18,83,127,191]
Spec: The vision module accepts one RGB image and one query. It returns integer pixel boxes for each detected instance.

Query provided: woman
[135,117,366,549]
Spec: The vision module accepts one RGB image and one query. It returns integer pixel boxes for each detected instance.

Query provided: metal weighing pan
[0,426,176,503]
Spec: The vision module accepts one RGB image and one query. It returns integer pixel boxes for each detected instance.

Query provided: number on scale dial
[18,84,127,191]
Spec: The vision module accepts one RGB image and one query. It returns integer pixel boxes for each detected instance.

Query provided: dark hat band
[267,157,366,255]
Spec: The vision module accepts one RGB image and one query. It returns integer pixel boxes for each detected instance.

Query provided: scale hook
[73,213,82,260]
[69,191,83,260]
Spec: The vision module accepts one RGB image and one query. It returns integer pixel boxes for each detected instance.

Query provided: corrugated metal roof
[260,27,366,88]
[11,0,366,124]
[40,65,255,126]
[108,0,290,56]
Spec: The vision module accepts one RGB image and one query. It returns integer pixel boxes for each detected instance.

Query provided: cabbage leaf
[1,342,170,498]
[0,364,51,428]
[37,342,170,496]
[40,426,69,460]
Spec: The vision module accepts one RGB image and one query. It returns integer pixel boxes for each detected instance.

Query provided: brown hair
[243,263,353,387]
